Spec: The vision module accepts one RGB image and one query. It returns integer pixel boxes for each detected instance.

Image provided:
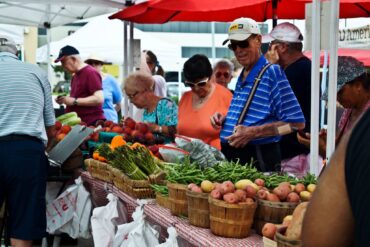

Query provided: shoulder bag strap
[236,63,273,126]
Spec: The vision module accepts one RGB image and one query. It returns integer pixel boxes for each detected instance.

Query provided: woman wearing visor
[177,54,232,150]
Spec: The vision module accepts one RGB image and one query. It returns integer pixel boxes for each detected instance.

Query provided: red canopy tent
[109,0,370,23]
[304,48,370,66]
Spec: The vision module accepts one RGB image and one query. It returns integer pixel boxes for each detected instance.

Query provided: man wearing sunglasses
[211,17,305,172]
[212,59,234,91]
[263,22,312,175]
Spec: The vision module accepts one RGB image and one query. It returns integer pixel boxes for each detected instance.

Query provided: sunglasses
[215,72,230,78]
[228,39,250,51]
[185,79,208,88]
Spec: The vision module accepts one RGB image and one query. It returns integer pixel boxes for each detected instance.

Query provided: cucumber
[63,117,81,126]
[56,112,78,122]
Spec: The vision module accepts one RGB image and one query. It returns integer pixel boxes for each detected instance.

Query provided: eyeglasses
[215,72,230,78]
[184,79,208,88]
[228,39,250,51]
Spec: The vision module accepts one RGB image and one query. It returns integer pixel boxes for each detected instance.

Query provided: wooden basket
[208,196,257,238]
[275,227,302,247]
[167,183,188,217]
[156,193,170,209]
[186,190,210,228]
[110,167,155,198]
[85,159,113,183]
[254,199,298,235]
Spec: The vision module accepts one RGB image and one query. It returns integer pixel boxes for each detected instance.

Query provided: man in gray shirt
[0,34,55,246]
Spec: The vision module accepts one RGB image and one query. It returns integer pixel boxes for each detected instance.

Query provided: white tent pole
[310,0,321,176]
[128,21,134,117]
[129,21,134,72]
[123,20,129,117]
[211,22,216,64]
[326,0,340,161]
[46,4,52,82]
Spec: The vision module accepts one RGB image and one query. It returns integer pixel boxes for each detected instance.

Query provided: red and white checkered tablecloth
[81,172,263,247]
[175,218,263,247]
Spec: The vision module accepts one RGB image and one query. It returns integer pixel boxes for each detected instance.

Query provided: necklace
[194,83,215,107]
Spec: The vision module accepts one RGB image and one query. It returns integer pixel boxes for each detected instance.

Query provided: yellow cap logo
[229,24,239,31]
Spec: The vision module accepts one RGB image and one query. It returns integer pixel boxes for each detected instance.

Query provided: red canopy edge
[304,48,370,66]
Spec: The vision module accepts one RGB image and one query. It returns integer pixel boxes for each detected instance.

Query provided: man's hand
[265,44,279,64]
[225,125,258,148]
[297,129,327,158]
[56,96,74,106]
[210,112,225,129]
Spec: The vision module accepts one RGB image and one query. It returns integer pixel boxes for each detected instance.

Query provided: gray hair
[213,59,234,72]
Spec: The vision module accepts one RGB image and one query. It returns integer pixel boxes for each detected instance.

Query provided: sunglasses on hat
[185,79,208,88]
[215,72,230,78]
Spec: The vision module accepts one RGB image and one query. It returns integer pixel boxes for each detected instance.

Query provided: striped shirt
[220,56,305,145]
[0,52,55,143]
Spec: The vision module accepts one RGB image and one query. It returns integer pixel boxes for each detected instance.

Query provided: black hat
[54,45,79,63]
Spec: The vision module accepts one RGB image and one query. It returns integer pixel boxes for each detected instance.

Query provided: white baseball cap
[0,34,17,54]
[222,17,261,45]
[262,22,303,43]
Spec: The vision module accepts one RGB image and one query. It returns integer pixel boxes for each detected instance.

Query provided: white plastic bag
[113,203,159,247]
[46,177,92,239]
[91,193,119,247]
[155,227,178,247]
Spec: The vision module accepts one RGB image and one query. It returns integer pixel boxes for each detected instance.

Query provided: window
[182,47,233,59]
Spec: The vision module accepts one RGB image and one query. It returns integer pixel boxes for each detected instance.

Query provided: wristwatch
[73,98,78,106]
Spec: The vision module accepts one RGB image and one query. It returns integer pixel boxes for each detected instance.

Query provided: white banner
[339,24,370,48]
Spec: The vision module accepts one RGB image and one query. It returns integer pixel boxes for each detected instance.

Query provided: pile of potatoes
[262,202,309,240]
[187,179,265,204]
[257,182,316,203]
[188,179,316,205]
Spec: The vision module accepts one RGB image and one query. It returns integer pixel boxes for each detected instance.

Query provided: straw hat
[85,54,106,64]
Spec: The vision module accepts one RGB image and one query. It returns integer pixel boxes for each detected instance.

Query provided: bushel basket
[208,196,257,238]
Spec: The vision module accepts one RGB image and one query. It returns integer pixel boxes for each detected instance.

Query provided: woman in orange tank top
[178,54,233,150]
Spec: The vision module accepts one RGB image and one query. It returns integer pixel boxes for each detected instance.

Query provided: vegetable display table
[81,172,263,247]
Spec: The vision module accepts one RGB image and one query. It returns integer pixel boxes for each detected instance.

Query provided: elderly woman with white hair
[123,71,178,143]
[212,59,234,91]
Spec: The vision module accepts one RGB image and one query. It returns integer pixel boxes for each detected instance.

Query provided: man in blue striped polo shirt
[0,35,55,246]
[211,18,305,172]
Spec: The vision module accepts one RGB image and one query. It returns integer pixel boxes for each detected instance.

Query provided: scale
[48,125,100,167]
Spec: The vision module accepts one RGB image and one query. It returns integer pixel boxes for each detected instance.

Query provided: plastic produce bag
[175,135,225,168]
[155,227,178,247]
[113,203,159,247]
[158,144,189,163]
[91,193,119,247]
[46,177,92,239]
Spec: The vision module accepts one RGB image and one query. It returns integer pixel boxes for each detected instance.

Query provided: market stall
[48,116,317,246]
[81,172,263,247]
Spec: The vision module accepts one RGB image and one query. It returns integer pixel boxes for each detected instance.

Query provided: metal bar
[0,0,125,8]
[326,0,340,161]
[310,0,321,176]
[123,21,129,117]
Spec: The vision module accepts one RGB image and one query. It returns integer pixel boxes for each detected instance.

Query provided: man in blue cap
[55,45,105,125]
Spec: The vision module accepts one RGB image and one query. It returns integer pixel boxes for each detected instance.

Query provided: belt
[0,134,41,142]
